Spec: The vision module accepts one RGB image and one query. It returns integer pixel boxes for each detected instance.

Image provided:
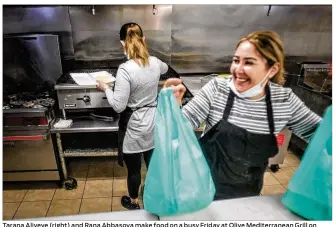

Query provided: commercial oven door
[3,131,60,181]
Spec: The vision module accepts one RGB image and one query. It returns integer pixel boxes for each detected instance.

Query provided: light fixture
[152,5,158,15]
[267,5,272,16]
[92,5,95,15]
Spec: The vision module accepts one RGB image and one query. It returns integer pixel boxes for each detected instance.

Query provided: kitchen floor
[3,151,301,220]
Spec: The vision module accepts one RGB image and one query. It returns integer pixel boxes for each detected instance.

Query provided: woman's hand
[96,80,109,91]
[164,78,186,106]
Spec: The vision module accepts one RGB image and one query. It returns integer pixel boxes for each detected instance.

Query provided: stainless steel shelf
[51,118,119,133]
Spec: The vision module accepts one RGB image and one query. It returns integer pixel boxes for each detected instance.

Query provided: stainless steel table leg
[62,109,66,119]
[56,133,68,179]
[56,133,78,190]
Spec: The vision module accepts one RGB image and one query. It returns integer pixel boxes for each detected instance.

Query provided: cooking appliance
[3,34,63,182]
[3,91,61,182]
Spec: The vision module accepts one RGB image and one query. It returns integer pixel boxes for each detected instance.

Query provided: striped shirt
[182,77,322,142]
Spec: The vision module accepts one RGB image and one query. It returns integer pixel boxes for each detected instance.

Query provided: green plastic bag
[282,106,332,220]
[144,88,216,216]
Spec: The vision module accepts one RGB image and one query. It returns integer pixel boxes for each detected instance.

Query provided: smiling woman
[164,30,322,200]
[230,31,284,99]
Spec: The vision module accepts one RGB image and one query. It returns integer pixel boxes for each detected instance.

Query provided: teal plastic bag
[282,106,332,220]
[144,88,216,216]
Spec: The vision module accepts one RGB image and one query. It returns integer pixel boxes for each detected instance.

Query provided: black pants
[123,149,153,199]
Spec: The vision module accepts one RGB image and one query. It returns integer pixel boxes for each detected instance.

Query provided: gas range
[3,90,60,183]
[3,91,55,110]
[3,91,56,130]
[55,69,118,112]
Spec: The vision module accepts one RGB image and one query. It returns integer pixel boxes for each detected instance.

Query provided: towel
[54,119,73,129]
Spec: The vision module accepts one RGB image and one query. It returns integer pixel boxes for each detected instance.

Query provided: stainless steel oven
[3,131,60,181]
[3,106,61,182]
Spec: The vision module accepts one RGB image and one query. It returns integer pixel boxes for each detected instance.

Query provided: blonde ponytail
[121,23,150,66]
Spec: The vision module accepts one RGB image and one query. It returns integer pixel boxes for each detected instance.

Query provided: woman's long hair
[120,22,150,66]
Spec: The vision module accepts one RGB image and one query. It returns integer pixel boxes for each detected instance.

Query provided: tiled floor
[3,151,301,220]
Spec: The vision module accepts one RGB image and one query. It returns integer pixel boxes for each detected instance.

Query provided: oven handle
[3,135,48,141]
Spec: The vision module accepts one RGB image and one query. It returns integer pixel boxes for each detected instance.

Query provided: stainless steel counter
[20,195,303,221]
[23,209,158,221]
[50,118,119,133]
[160,195,304,221]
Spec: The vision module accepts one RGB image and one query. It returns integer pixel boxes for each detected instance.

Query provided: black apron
[118,104,156,167]
[199,84,278,200]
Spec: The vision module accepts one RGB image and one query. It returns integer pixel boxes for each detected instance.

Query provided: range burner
[3,92,55,109]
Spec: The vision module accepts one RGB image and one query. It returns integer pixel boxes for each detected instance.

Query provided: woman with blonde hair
[97,22,168,209]
[165,30,321,200]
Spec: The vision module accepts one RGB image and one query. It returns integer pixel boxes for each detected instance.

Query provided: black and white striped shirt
[182,77,322,142]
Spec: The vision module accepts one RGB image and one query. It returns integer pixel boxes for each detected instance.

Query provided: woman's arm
[104,67,131,113]
[182,78,218,130]
[286,91,322,142]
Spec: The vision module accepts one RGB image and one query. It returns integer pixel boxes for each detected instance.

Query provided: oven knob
[83,95,91,103]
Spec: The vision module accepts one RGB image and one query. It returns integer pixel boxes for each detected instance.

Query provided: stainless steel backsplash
[3,5,332,74]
